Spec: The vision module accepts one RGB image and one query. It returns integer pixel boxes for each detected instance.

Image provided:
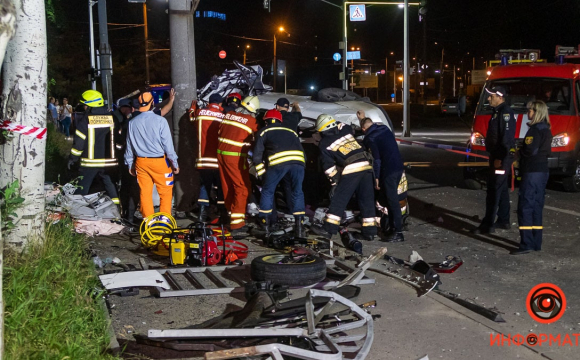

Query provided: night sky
[53,0,580,97]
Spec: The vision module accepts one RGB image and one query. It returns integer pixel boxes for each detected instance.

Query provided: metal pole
[422,14,426,108]
[393,64,396,102]
[284,69,287,94]
[89,0,96,90]
[169,0,198,210]
[439,48,444,104]
[402,0,410,137]
[97,0,113,108]
[243,49,247,65]
[343,4,348,90]
[143,2,150,85]
[273,33,277,92]
[453,65,457,97]
[385,57,388,100]
[351,58,354,91]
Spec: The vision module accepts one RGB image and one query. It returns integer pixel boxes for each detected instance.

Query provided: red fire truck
[465,47,580,192]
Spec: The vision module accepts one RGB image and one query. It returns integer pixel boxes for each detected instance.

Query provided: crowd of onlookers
[47,96,87,140]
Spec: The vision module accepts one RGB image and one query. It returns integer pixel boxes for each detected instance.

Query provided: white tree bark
[0,0,46,248]
[0,1,17,358]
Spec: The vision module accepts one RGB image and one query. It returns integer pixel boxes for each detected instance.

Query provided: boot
[252,217,270,239]
[309,224,332,239]
[294,216,306,239]
[198,205,209,222]
[383,232,405,243]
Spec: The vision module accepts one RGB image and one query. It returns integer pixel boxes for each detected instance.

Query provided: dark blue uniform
[319,124,377,237]
[363,123,405,233]
[517,121,552,251]
[480,101,516,230]
[253,122,306,224]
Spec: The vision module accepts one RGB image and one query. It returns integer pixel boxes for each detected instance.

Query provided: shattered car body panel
[197,61,392,131]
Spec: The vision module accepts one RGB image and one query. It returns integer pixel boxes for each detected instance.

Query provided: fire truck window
[478,78,572,115]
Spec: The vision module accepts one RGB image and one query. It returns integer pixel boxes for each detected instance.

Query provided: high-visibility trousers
[217,153,250,229]
[135,157,174,218]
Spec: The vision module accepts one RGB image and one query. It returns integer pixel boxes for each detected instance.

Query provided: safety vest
[253,124,305,176]
[71,111,117,168]
[217,111,258,155]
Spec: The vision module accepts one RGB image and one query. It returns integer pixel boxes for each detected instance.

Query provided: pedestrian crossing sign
[349,5,366,22]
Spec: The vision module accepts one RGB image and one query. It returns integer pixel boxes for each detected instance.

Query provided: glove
[329,184,337,199]
[67,159,75,170]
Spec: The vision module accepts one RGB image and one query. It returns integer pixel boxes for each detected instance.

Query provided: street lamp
[273,26,289,92]
[243,44,250,65]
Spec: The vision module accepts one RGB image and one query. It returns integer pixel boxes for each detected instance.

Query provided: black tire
[562,175,580,192]
[251,254,327,286]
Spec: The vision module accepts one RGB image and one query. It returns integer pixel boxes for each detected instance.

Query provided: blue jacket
[363,123,404,178]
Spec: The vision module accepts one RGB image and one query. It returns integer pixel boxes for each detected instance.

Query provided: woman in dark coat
[512,100,552,255]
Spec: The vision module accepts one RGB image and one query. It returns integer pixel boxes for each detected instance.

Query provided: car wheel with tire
[251,254,327,286]
[562,153,580,192]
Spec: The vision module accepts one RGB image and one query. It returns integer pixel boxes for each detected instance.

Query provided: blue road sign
[346,51,361,60]
[349,5,366,21]
[333,53,342,61]
[391,93,395,98]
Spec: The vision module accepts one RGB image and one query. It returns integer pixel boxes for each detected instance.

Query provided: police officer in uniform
[69,90,120,204]
[512,100,552,255]
[252,109,306,238]
[310,114,378,241]
[472,86,516,234]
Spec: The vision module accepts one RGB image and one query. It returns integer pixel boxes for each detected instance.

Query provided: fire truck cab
[466,47,580,192]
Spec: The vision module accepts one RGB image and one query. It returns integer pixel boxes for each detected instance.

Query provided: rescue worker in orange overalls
[125,92,179,219]
[193,93,225,222]
[217,96,260,236]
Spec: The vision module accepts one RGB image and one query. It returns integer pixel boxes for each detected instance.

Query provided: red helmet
[264,109,283,122]
[227,92,242,104]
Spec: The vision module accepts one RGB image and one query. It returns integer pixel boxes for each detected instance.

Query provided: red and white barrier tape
[1,120,47,140]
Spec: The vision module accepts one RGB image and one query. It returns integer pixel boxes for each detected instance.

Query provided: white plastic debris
[409,251,423,263]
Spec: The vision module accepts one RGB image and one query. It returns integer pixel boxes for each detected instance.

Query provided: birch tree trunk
[0,1,17,358]
[0,0,46,248]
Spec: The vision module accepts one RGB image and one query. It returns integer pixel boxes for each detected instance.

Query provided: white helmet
[315,114,337,132]
[241,96,260,113]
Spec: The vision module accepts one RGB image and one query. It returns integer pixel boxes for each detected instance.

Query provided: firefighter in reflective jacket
[217,96,260,236]
[193,93,225,222]
[252,109,306,238]
[310,114,378,241]
[69,90,119,204]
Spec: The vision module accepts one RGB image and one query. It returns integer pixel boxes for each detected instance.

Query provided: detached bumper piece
[146,289,374,360]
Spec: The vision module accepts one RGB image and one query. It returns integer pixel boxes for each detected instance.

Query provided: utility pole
[273,32,277,92]
[98,0,113,109]
[169,0,198,210]
[439,48,444,104]
[143,2,150,85]
[88,0,97,90]
[402,0,411,137]
[385,57,388,100]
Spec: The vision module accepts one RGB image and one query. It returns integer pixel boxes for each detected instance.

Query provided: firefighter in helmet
[69,90,120,204]
[252,109,306,238]
[310,114,378,241]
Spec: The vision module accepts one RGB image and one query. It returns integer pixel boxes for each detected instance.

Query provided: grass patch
[4,217,119,359]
